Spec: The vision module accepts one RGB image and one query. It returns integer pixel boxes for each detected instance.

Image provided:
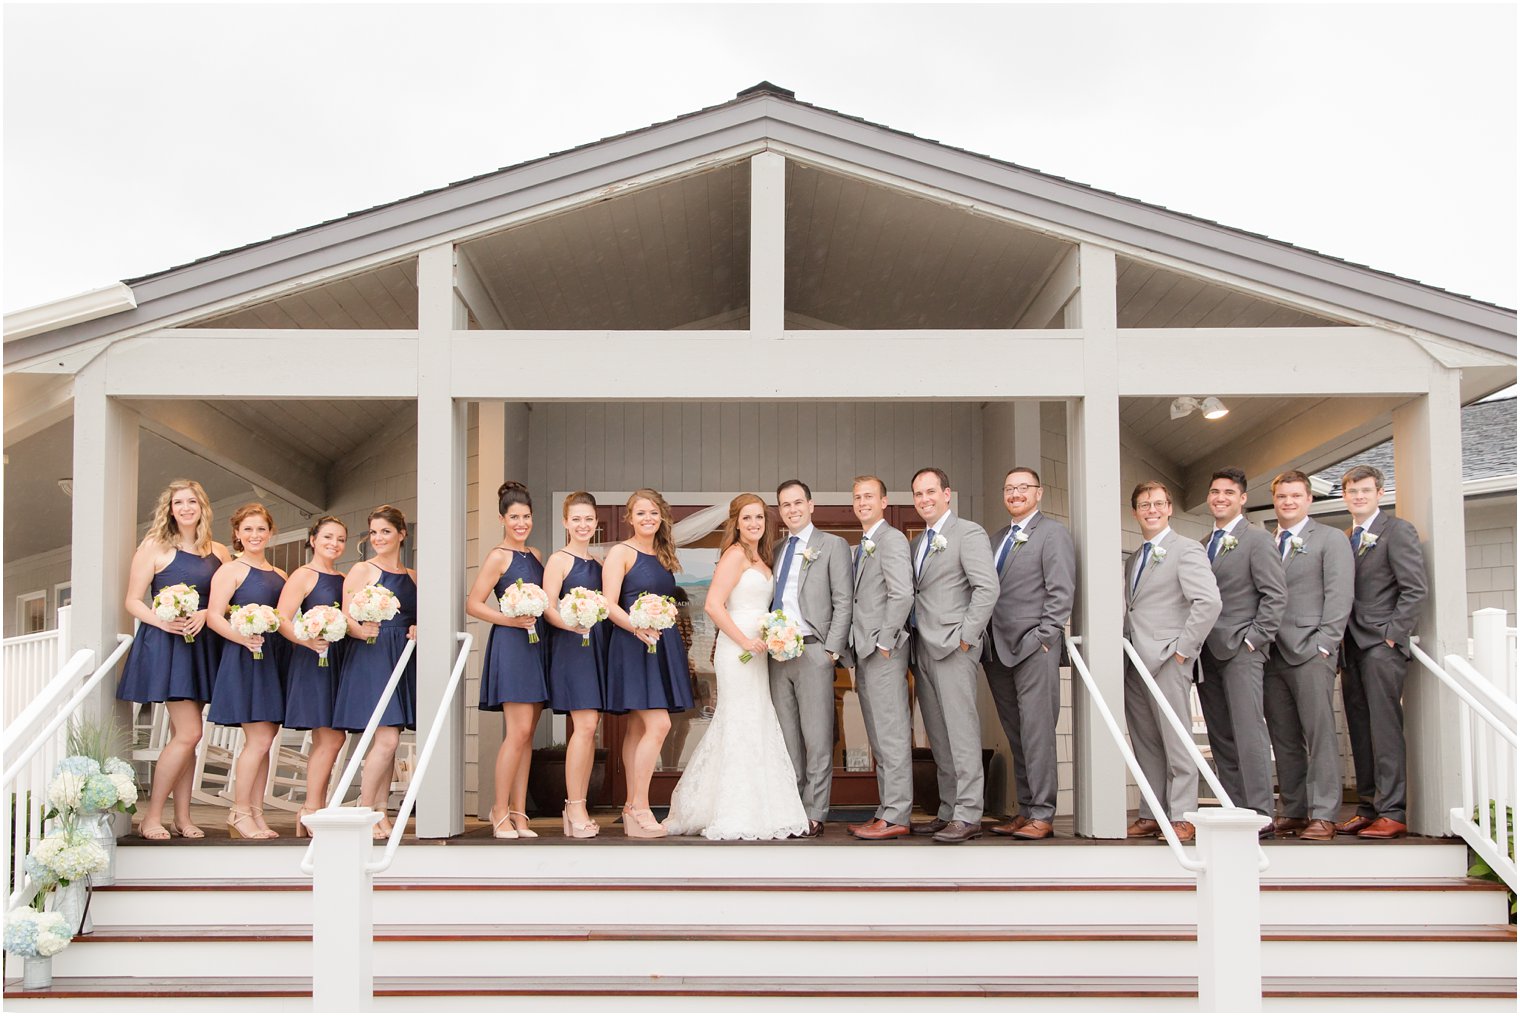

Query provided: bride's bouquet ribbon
[558,586,609,647]
[349,584,401,644]
[500,578,549,644]
[152,583,201,644]
[227,603,282,660]
[292,603,347,667]
[628,592,679,654]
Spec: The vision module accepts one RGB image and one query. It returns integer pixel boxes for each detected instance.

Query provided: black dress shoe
[911,818,948,836]
[1258,822,1276,840]
[932,820,983,844]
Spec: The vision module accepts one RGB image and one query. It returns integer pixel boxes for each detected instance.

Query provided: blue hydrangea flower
[53,756,101,779]
[79,774,120,812]
[102,757,134,778]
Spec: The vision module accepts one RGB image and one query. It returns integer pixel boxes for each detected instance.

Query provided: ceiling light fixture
[1170,396,1230,421]
[57,478,73,497]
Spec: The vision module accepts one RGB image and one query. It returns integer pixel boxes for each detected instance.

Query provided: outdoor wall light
[1170,396,1230,421]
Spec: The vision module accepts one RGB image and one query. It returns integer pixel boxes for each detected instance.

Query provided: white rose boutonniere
[1150,546,1168,565]
[1218,534,1239,556]
[1010,530,1031,554]
[1288,535,1305,561]
[930,533,949,554]
[799,546,821,569]
[860,537,876,557]
[1357,531,1379,557]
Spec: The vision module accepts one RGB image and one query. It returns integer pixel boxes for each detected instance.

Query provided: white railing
[2,633,133,910]
[1410,610,1518,893]
[2,606,72,730]
[302,632,471,1012]
[1068,635,1265,1012]
[320,639,417,812]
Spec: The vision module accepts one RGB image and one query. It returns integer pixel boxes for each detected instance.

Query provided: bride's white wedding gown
[665,567,811,840]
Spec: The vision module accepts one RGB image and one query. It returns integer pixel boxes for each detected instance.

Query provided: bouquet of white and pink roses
[227,604,281,660]
[558,586,609,647]
[349,584,401,644]
[627,592,679,654]
[152,583,201,643]
[760,609,806,662]
[292,604,347,667]
[500,579,549,644]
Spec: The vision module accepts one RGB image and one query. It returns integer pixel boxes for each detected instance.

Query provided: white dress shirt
[778,523,815,636]
[915,510,954,575]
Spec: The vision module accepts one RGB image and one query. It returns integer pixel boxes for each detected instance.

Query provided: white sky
[3,2,1516,313]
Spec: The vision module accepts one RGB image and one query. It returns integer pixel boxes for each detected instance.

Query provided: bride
[665,494,810,840]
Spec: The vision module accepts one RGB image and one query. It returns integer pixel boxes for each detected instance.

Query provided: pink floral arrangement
[349,584,401,644]
[227,603,281,660]
[628,592,679,654]
[558,586,609,647]
[152,583,201,643]
[500,579,549,644]
[760,609,806,662]
[292,604,347,667]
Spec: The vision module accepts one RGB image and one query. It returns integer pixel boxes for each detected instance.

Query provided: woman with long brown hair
[118,479,232,840]
[601,489,694,837]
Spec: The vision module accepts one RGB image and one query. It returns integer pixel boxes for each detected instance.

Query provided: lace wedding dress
[664,567,811,840]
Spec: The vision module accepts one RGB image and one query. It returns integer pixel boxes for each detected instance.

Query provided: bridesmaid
[603,488,694,838]
[276,516,350,837]
[205,503,288,840]
[117,479,231,840]
[467,482,549,840]
[542,491,607,839]
[330,505,417,839]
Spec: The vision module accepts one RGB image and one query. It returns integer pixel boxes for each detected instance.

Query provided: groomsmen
[1123,480,1221,843]
[1196,467,1286,833]
[984,467,1075,841]
[770,479,854,837]
[1263,469,1353,842]
[1337,465,1428,839]
[845,475,916,840]
[908,467,999,843]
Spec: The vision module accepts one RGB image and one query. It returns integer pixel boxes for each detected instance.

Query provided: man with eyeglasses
[983,467,1074,840]
[1122,480,1221,844]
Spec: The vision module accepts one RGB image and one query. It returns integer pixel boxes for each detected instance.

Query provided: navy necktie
[1132,541,1152,594]
[1351,526,1364,551]
[772,536,798,612]
[1207,529,1224,562]
[916,530,935,578]
[853,542,862,573]
[1278,530,1291,559]
[995,525,1020,574]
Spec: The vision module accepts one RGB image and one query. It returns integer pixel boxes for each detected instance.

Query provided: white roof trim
[4,283,136,342]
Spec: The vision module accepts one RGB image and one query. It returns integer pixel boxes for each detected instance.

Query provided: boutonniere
[1218,534,1239,556]
[799,546,821,568]
[1010,530,1031,554]
[860,537,876,557]
[1358,531,1379,557]
[1150,546,1168,565]
[1287,535,1305,561]
[930,533,949,554]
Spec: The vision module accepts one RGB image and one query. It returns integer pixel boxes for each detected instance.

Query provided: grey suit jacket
[911,512,999,662]
[1346,512,1428,657]
[773,527,854,659]
[987,512,1076,668]
[1123,529,1222,674]
[1271,517,1354,666]
[1201,520,1287,660]
[850,522,913,659]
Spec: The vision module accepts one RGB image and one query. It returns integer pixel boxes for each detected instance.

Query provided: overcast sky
[4,3,1515,314]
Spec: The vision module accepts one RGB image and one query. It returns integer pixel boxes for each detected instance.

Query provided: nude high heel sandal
[227,806,269,840]
[508,810,539,839]
[562,799,599,839]
[488,808,518,840]
[622,805,667,839]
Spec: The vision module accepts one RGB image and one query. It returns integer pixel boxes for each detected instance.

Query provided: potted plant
[4,906,74,989]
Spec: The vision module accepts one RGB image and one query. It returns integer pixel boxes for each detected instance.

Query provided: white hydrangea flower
[48,773,85,812]
[107,773,138,807]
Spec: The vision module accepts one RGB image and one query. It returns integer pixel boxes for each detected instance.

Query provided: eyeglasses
[1134,500,1171,511]
[1003,484,1042,494]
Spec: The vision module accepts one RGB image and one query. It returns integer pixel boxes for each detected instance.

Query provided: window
[17,591,46,634]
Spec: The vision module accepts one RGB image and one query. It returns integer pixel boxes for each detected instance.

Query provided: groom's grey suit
[850,519,915,827]
[769,525,853,823]
[911,512,998,824]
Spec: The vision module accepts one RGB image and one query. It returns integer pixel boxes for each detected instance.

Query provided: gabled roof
[7,83,1516,366]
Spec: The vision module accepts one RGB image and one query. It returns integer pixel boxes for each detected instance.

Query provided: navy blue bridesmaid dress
[478,551,550,710]
[547,553,608,713]
[118,548,224,704]
[282,570,346,731]
[207,566,288,725]
[331,567,418,731]
[605,550,694,714]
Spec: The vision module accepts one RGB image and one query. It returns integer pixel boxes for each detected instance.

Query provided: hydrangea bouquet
[500,579,549,644]
[760,610,806,662]
[628,592,679,654]
[151,583,201,643]
[558,586,609,647]
[227,603,282,660]
[47,755,138,819]
[292,603,347,667]
[349,584,401,644]
[4,907,72,957]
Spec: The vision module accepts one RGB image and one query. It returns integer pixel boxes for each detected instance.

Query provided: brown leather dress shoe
[801,820,824,839]
[1298,819,1336,841]
[1126,818,1162,838]
[853,819,911,841]
[911,818,949,836]
[1336,815,1376,835]
[1273,817,1309,836]
[1258,821,1276,840]
[1011,819,1054,840]
[1357,817,1407,839]
[846,819,871,835]
[1171,820,1196,843]
[991,816,1030,837]
[932,819,984,843]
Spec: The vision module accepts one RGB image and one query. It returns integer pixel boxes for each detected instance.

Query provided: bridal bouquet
[558,586,609,647]
[500,579,549,644]
[227,603,281,660]
[152,583,200,643]
[628,592,678,654]
[292,604,347,667]
[349,584,401,644]
[760,610,806,662]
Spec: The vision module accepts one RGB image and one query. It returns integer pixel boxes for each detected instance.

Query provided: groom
[770,479,854,837]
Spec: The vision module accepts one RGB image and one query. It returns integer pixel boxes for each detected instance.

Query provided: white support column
[69,358,138,722]
[1191,807,1265,1011]
[1392,368,1467,836]
[750,151,786,340]
[473,400,506,821]
[305,808,381,1011]
[414,243,468,838]
[1068,244,1128,838]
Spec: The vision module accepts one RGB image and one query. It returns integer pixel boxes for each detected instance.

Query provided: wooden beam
[1013,246,1079,328]
[127,400,328,515]
[104,332,418,398]
[750,151,786,340]
[454,248,510,330]
[4,374,73,447]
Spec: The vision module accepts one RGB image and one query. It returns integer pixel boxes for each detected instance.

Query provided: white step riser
[86,886,1511,928]
[110,842,1474,882]
[49,939,1517,980]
